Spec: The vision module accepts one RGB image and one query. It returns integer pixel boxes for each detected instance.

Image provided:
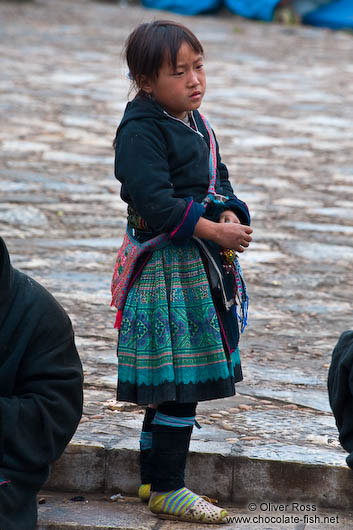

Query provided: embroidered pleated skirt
[117,239,242,405]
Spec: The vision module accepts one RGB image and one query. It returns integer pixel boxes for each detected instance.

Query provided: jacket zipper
[163,110,204,138]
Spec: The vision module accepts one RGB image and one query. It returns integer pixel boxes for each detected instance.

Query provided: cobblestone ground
[1,0,353,465]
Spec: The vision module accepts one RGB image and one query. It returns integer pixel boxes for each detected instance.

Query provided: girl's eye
[174,71,184,77]
[196,64,204,70]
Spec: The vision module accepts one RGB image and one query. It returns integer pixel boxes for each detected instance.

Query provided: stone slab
[45,438,353,510]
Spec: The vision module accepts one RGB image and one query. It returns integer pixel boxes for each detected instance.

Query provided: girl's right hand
[214,222,253,252]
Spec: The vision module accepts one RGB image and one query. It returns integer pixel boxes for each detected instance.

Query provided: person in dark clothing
[328,330,353,469]
[0,237,83,530]
[111,21,252,524]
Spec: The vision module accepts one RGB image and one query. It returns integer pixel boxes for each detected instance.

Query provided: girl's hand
[194,216,252,252]
[215,222,253,252]
[219,210,240,224]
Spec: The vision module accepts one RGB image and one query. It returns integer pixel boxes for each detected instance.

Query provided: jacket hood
[116,96,166,134]
[0,237,14,313]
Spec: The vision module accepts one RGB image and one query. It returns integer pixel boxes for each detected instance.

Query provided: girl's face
[142,41,206,120]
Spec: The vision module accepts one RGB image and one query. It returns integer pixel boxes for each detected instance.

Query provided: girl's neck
[179,112,190,123]
[138,92,188,121]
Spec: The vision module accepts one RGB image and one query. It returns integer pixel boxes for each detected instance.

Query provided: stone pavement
[1,0,353,527]
[36,491,353,530]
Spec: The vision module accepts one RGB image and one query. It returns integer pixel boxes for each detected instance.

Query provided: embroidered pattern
[199,114,217,197]
[111,227,170,328]
[117,242,233,391]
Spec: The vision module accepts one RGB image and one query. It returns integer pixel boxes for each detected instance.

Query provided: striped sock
[139,430,152,451]
[151,487,199,516]
[152,411,195,428]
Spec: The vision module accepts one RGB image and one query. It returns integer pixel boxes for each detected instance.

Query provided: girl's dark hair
[125,20,203,90]
[113,21,203,147]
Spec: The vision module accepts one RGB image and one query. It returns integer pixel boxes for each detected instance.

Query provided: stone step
[37,491,353,530]
[45,442,353,511]
[37,491,155,530]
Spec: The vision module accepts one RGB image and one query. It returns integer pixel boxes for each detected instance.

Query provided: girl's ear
[137,75,153,94]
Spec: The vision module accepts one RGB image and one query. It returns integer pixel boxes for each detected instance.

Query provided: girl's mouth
[190,91,202,99]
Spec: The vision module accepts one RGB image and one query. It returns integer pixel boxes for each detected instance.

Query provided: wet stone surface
[1,0,353,467]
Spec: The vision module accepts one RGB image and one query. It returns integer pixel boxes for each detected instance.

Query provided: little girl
[111,20,252,524]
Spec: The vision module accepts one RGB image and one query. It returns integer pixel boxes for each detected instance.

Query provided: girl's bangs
[165,27,204,69]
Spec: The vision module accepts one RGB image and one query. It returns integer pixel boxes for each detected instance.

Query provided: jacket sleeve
[215,132,251,226]
[328,330,353,465]
[115,122,204,239]
[0,304,83,472]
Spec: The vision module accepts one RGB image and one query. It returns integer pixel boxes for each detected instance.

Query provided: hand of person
[193,215,252,252]
[215,221,253,252]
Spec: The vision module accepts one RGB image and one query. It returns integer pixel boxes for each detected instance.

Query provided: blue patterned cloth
[117,240,242,405]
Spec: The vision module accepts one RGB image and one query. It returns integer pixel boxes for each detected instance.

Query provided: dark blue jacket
[114,96,250,240]
[0,238,83,530]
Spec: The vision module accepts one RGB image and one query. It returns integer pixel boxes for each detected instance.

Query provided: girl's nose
[187,70,199,86]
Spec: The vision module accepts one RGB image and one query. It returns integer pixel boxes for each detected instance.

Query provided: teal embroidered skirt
[117,240,242,404]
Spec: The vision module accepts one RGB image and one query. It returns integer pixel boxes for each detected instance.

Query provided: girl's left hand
[219,210,240,224]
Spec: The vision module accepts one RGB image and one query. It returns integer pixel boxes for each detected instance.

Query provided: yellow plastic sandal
[149,492,229,524]
[138,483,151,502]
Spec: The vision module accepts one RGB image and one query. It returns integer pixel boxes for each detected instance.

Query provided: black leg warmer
[150,402,197,492]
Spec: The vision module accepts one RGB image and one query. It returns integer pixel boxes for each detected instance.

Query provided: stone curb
[45,442,353,511]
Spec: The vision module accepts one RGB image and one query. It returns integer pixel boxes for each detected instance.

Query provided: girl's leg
[150,401,196,492]
[138,405,157,501]
[148,402,229,523]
